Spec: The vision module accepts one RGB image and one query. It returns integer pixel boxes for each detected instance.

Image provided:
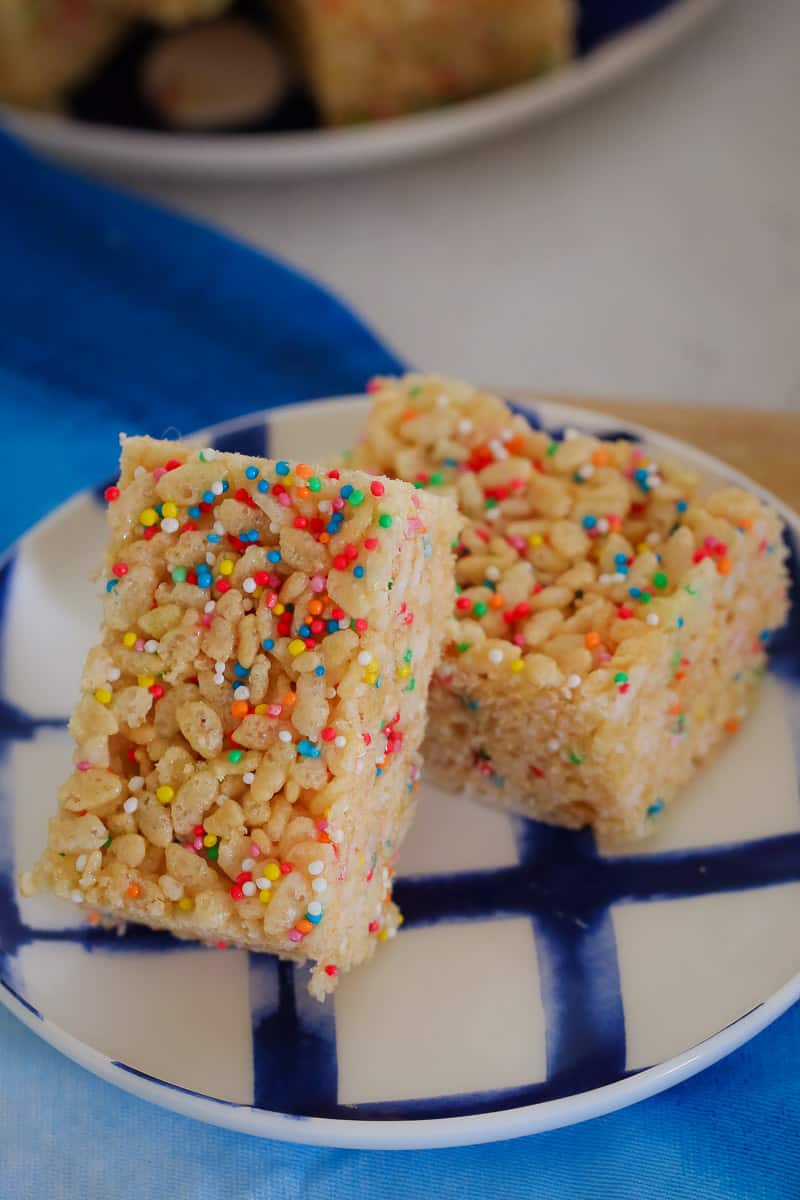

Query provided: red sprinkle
[148,684,164,698]
[164,459,182,472]
[112,562,128,578]
[368,920,380,934]
[617,606,634,620]
[324,964,338,977]
[104,486,120,503]
[321,726,336,742]
[370,480,385,496]
[279,862,293,876]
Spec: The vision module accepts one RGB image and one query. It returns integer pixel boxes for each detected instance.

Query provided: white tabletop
[141,0,799,413]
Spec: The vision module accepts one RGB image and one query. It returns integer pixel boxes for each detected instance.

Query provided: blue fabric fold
[0,132,797,1199]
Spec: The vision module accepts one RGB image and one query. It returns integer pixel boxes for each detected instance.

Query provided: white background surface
[138,0,799,412]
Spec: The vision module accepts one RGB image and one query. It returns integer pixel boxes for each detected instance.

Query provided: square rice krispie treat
[25,435,457,998]
[349,376,791,846]
[0,0,125,108]
[276,0,574,125]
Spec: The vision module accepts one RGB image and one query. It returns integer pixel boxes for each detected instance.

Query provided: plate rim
[1,391,798,1150]
[0,0,724,179]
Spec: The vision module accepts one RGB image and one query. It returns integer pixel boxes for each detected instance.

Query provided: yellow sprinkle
[156,785,174,804]
[259,889,272,905]
[178,897,194,911]
[94,688,112,705]
[637,542,651,555]
[138,675,155,688]
[122,631,137,648]
[254,704,267,715]
[274,604,285,616]
[203,834,217,848]
[397,913,405,927]
[396,665,411,679]
[528,533,544,547]
[264,863,281,882]
[695,706,707,721]
[378,929,389,942]
[219,559,234,576]
[139,508,159,527]
[288,638,306,657]
[161,501,178,519]
[510,659,524,673]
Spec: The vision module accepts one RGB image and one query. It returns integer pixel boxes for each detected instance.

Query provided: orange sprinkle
[739,518,753,531]
[717,559,732,575]
[282,691,296,708]
[86,912,101,926]
[401,407,418,421]
[231,700,249,720]
[296,487,311,500]
[668,702,683,716]
[507,434,526,454]
[296,919,313,935]
[674,670,687,682]
[319,532,330,544]
[489,594,505,609]
[127,882,141,899]
[725,718,740,734]
[296,464,313,479]
[584,631,601,649]
[591,448,611,467]
[308,599,324,616]
[317,832,332,844]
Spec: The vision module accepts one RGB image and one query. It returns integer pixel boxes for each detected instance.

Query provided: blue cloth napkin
[0,132,797,1200]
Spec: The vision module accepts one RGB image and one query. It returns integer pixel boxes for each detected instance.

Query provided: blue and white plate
[1,397,798,1150]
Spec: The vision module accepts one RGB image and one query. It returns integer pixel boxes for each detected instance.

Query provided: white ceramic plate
[1,0,723,179]
[1,395,798,1150]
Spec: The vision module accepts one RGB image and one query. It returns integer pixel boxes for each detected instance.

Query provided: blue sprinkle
[202,491,215,504]
[468,699,479,711]
[326,522,339,535]
[340,484,353,499]
[582,515,597,529]
[629,587,641,599]
[299,624,311,637]
[234,664,249,678]
[262,638,275,651]
[207,533,220,543]
[188,506,201,519]
[105,579,118,592]
[275,461,290,477]
[297,739,320,758]
[257,480,270,494]
[375,767,383,777]
[267,550,281,564]
[442,458,457,467]
[676,500,688,512]
[677,617,684,628]
[647,799,665,816]
[327,620,339,633]
[306,911,322,925]
[314,666,325,677]
[759,630,771,642]
[353,565,365,578]
[614,552,628,565]
[221,481,230,492]
[245,466,259,480]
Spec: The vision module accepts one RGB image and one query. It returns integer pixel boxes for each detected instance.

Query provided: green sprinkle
[685,585,698,596]
[228,749,243,764]
[456,642,471,654]
[101,837,112,850]
[652,572,668,589]
[171,566,187,583]
[308,477,321,492]
[639,591,652,604]
[413,480,425,489]
[569,751,583,765]
[546,441,558,457]
[405,677,416,692]
[403,648,413,662]
[378,514,393,528]
[472,601,488,617]
[348,489,365,506]
[613,672,628,684]
[430,472,444,486]
[485,497,498,509]
[207,843,219,861]
[409,385,423,397]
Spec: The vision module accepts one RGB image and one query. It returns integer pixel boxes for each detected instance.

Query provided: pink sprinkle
[193,836,204,850]
[152,467,166,481]
[366,378,382,393]
[278,493,291,507]
[288,930,303,943]
[507,535,526,552]
[512,634,525,646]
[268,573,281,589]
[250,844,261,858]
[76,761,91,772]
[199,614,212,628]
[598,649,612,663]
[310,575,326,593]
[267,703,282,717]
[332,497,345,511]
[316,819,328,831]
[266,593,277,609]
[134,639,145,652]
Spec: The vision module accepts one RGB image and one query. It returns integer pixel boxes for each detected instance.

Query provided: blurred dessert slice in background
[275,0,575,125]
